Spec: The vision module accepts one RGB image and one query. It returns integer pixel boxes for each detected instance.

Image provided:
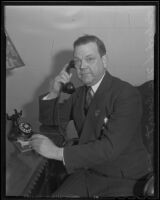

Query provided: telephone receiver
[61,60,76,94]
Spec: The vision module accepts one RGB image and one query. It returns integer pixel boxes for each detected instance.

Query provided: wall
[5,6,154,132]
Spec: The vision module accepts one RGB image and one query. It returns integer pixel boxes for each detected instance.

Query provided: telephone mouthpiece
[62,82,75,94]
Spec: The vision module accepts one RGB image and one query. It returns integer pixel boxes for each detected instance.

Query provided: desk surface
[6,121,64,197]
[6,149,47,196]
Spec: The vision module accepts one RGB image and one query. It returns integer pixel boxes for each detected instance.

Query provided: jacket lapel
[79,72,113,144]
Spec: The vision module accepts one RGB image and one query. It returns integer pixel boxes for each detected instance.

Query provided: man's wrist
[50,88,60,96]
[57,147,64,161]
[43,91,59,100]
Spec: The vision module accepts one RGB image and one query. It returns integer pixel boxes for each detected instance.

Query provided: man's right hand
[46,64,72,100]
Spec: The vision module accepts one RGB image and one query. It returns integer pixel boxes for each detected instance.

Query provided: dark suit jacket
[39,72,149,183]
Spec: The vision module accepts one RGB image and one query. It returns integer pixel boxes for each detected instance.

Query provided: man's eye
[74,60,81,67]
[74,60,80,64]
[86,57,95,62]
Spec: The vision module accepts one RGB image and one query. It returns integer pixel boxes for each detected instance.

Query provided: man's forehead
[74,42,99,56]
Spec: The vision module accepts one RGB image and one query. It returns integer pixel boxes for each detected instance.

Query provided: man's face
[73,42,107,86]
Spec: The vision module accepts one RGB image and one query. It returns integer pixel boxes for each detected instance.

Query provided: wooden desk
[6,120,47,196]
[6,149,47,196]
[6,121,65,197]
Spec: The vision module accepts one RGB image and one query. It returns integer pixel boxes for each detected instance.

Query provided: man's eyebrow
[85,54,95,58]
[74,54,95,59]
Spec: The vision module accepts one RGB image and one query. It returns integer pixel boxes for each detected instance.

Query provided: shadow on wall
[22,50,79,135]
[6,69,14,77]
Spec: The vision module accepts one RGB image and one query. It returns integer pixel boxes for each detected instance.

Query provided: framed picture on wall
[6,31,25,70]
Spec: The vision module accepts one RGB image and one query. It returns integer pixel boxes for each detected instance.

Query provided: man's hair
[73,35,106,57]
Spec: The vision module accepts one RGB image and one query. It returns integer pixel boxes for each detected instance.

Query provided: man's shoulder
[112,75,132,87]
[111,75,140,97]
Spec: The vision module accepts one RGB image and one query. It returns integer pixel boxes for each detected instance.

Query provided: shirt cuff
[42,94,50,100]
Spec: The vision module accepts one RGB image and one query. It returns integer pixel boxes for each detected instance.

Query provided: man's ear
[102,55,108,69]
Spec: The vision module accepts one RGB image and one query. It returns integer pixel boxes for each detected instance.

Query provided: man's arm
[31,89,75,161]
[39,93,59,126]
[30,63,74,161]
[38,64,73,126]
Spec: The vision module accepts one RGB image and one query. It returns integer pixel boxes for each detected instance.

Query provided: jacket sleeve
[63,85,143,173]
[39,93,75,128]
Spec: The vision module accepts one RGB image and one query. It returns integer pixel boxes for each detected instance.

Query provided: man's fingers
[29,138,42,145]
[29,134,45,146]
[69,73,73,79]
[62,62,70,72]
[56,71,72,85]
[60,70,71,78]
[31,134,46,139]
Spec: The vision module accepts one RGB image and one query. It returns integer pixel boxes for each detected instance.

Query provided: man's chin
[77,73,93,85]
[82,79,93,86]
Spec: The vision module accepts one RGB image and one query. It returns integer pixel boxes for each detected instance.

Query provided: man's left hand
[29,134,63,161]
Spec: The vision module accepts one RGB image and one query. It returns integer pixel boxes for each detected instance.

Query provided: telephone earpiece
[61,60,76,94]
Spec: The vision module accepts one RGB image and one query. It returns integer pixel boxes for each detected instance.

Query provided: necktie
[84,87,94,114]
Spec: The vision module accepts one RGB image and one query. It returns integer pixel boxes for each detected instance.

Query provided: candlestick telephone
[61,60,76,94]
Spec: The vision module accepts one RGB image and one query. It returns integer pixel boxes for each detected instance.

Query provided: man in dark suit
[30,35,149,197]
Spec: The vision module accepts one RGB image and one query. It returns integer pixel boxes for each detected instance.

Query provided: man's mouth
[80,72,90,76]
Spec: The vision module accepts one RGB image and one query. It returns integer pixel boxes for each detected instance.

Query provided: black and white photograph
[2,2,159,199]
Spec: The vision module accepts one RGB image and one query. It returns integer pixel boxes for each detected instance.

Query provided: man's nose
[80,59,87,69]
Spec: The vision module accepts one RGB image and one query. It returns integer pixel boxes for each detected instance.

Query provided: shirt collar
[91,73,105,93]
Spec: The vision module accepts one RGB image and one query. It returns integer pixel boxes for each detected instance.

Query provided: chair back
[136,80,155,196]
[136,80,154,172]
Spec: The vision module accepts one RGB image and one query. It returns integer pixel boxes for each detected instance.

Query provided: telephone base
[13,139,32,153]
